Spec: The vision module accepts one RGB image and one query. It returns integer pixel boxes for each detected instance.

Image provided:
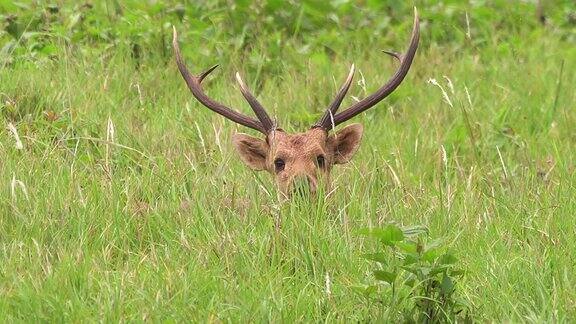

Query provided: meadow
[1,0,575,322]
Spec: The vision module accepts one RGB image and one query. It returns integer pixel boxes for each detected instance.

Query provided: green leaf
[373,270,397,284]
[397,241,418,253]
[361,253,388,264]
[422,247,441,262]
[400,265,420,276]
[441,274,454,295]
[424,239,443,252]
[429,265,449,276]
[402,225,429,237]
[364,284,379,297]
[439,253,458,265]
[266,0,285,11]
[402,253,419,265]
[359,225,404,246]
[404,278,416,287]
[39,43,58,56]
[351,284,379,298]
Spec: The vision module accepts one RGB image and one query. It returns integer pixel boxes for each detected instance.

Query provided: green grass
[1,1,576,322]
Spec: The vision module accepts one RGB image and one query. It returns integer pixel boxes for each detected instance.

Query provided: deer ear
[328,123,364,164]
[232,133,269,171]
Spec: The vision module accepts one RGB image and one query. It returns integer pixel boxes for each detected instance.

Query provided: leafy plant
[1,0,574,69]
[357,224,472,323]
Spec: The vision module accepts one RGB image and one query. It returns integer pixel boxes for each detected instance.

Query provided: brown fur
[233,123,363,197]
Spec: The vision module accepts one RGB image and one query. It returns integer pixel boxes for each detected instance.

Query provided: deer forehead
[270,129,328,157]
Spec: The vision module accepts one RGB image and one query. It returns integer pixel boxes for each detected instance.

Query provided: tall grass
[1,1,575,321]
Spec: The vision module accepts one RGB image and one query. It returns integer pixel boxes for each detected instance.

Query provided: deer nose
[292,175,316,196]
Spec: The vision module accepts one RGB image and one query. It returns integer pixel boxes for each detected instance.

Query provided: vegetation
[359,225,471,322]
[1,0,575,321]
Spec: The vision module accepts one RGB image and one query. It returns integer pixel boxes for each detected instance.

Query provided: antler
[315,8,420,131]
[172,27,275,134]
[315,64,356,130]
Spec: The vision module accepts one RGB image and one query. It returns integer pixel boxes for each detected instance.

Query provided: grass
[1,1,576,322]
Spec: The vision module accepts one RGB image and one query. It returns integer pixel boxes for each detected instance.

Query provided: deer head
[172,9,420,198]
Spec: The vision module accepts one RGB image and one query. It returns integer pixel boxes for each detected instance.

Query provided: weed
[357,225,472,322]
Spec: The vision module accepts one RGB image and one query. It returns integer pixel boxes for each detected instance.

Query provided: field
[1,0,575,322]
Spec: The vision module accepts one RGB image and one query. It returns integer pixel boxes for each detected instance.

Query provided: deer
[172,9,420,198]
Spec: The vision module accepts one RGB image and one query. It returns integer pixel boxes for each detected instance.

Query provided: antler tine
[198,64,219,83]
[235,72,275,133]
[382,50,402,62]
[172,27,268,134]
[315,64,356,130]
[325,8,420,130]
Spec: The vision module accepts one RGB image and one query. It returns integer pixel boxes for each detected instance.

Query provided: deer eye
[316,155,326,168]
[274,158,285,172]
